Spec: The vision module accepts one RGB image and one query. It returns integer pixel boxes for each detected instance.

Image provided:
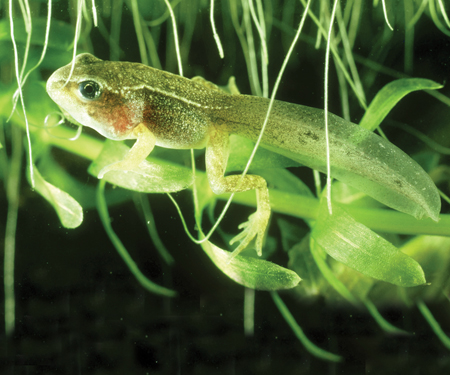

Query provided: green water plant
[2,0,450,362]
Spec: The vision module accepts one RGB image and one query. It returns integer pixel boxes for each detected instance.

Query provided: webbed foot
[229,208,270,259]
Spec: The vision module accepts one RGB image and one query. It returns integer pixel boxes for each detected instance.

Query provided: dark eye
[78,81,101,100]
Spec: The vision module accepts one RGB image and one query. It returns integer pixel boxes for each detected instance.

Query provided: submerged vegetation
[1,0,450,370]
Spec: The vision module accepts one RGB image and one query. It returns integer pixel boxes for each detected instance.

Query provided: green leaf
[360,78,443,131]
[201,240,301,290]
[31,166,83,229]
[89,140,193,193]
[311,198,426,287]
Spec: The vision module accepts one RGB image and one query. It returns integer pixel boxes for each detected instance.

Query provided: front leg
[98,123,156,178]
[206,128,271,258]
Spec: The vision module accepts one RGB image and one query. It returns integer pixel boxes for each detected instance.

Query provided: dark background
[1,1,450,374]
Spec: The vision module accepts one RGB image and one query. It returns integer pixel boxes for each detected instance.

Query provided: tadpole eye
[78,81,101,100]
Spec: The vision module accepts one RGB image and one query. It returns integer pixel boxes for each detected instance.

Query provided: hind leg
[205,128,270,258]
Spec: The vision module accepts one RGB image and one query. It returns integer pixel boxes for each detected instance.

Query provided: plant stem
[44,125,450,237]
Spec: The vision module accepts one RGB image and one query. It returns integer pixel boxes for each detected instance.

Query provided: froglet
[46,53,440,257]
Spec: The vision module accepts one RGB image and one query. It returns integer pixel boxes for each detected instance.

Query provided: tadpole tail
[218,95,441,221]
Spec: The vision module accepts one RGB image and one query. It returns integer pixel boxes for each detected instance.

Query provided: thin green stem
[41,127,450,238]
[96,180,176,297]
[362,298,409,335]
[228,189,450,237]
[271,291,342,362]
[137,194,174,265]
[417,299,450,350]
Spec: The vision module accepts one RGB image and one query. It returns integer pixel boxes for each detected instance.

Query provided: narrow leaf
[32,167,83,228]
[311,199,426,287]
[360,78,443,131]
[201,241,300,290]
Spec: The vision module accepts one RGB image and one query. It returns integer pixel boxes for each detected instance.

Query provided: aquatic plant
[1,0,450,370]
